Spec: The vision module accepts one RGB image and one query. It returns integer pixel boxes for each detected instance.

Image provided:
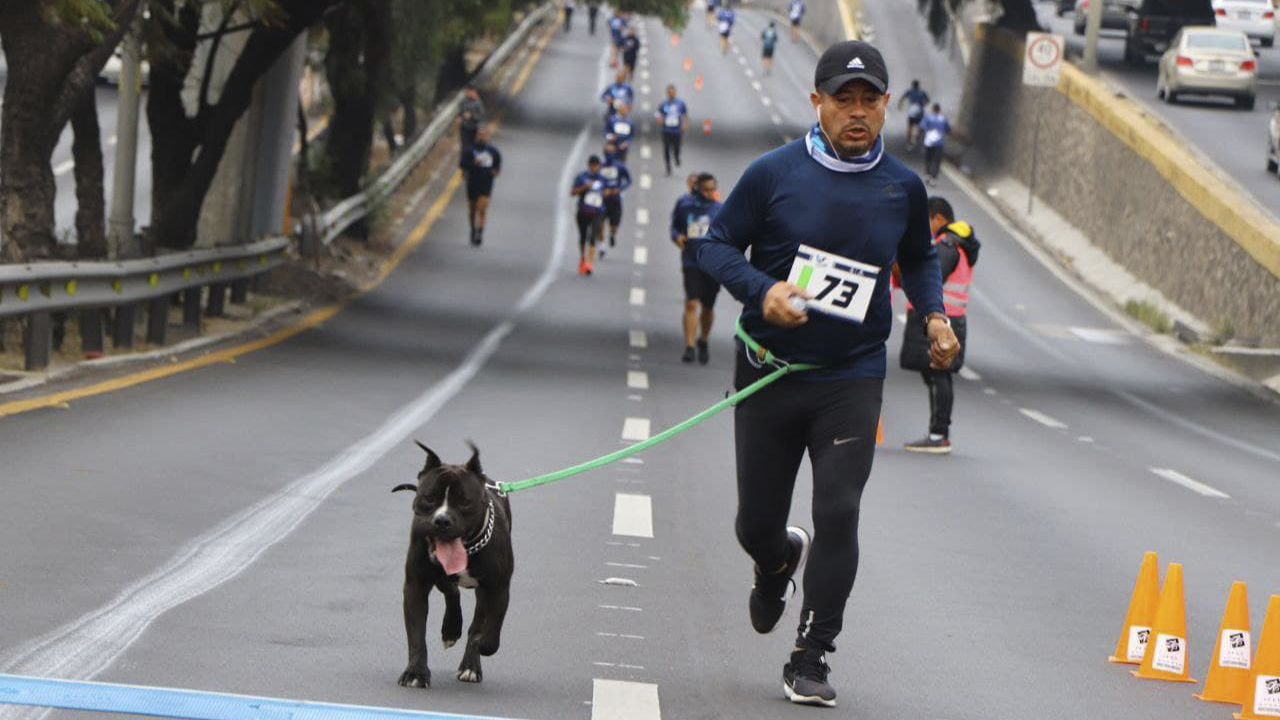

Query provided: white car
[1157,27,1258,108]
[1212,0,1276,46]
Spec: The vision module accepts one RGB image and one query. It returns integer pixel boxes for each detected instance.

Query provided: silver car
[1157,27,1258,108]
[1267,102,1280,177]
[1213,0,1276,46]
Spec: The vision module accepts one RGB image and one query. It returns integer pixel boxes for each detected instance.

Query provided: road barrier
[0,3,553,375]
[957,25,1280,346]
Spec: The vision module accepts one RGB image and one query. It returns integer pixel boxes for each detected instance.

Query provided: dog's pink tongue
[434,538,468,575]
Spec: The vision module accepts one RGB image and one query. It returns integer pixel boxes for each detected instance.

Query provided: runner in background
[706,0,720,28]
[609,11,628,67]
[459,126,502,247]
[761,21,779,75]
[587,0,600,34]
[896,79,929,151]
[562,0,574,32]
[604,103,635,163]
[789,0,806,41]
[570,155,607,276]
[621,26,642,80]
[671,172,723,365]
[599,139,633,257]
[458,85,485,153]
[920,103,951,186]
[716,4,736,54]
[600,70,635,120]
[655,84,689,176]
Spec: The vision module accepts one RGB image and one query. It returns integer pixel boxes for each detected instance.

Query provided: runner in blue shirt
[599,139,633,256]
[654,85,688,176]
[896,79,930,151]
[570,155,607,276]
[671,172,723,364]
[458,126,501,247]
[761,21,779,75]
[608,12,628,67]
[789,0,806,42]
[705,0,720,27]
[604,104,634,162]
[600,70,635,119]
[919,103,951,185]
[716,6,736,54]
[694,40,958,708]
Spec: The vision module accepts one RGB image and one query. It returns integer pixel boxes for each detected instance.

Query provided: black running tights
[662,132,681,171]
[733,354,883,653]
[922,368,954,438]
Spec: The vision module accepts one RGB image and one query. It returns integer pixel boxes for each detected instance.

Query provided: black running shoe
[783,648,837,707]
[904,436,951,454]
[681,346,696,363]
[609,234,617,248]
[748,526,809,634]
[696,339,709,365]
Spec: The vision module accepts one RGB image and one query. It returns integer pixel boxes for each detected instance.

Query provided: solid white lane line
[592,679,661,720]
[639,173,652,190]
[0,125,593,687]
[53,160,75,176]
[636,208,650,225]
[1150,467,1231,499]
[633,246,648,265]
[958,367,981,382]
[622,417,651,441]
[606,562,649,569]
[599,604,644,611]
[107,135,118,146]
[1069,327,1129,344]
[895,313,906,325]
[627,371,649,390]
[622,458,644,465]
[1019,408,1068,429]
[630,329,647,348]
[612,493,654,538]
[630,287,646,306]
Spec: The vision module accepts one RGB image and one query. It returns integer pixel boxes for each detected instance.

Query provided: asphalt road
[1030,0,1280,215]
[2,7,1280,720]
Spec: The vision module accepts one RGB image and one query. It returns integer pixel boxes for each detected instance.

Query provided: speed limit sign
[1023,32,1064,87]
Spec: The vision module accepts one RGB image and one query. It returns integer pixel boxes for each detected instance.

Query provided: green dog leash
[498,319,820,494]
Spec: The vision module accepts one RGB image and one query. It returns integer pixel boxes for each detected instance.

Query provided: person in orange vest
[899,196,979,454]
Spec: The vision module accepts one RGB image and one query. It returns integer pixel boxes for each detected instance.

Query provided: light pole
[1082,0,1107,73]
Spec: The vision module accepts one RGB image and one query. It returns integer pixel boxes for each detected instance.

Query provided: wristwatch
[923,312,950,333]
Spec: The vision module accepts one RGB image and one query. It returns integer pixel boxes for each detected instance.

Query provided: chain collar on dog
[464,497,497,556]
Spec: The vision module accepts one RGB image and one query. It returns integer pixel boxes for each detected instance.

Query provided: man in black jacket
[900,196,980,454]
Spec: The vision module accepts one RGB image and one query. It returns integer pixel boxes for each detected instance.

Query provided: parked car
[1075,0,1140,33]
[1268,102,1280,176]
[1211,0,1276,46]
[1125,0,1217,63]
[1157,27,1258,107]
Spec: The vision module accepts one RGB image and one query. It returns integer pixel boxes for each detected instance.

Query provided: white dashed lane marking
[1149,467,1230,499]
[636,208,650,226]
[633,246,648,265]
[592,679,661,720]
[752,80,763,91]
[640,144,652,159]
[639,173,652,190]
[630,287,646,306]
[630,329,648,348]
[627,371,649,390]
[1019,408,1069,429]
[612,493,654,537]
[622,417,651,441]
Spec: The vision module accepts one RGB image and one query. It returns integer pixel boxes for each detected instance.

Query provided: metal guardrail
[0,237,289,319]
[310,1,554,248]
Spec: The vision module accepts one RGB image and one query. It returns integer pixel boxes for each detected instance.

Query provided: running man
[587,0,600,34]
[716,5,736,54]
[621,27,642,80]
[761,21,779,75]
[695,40,958,707]
[897,79,929,151]
[608,12,628,67]
[600,70,635,119]
[599,139,633,256]
[570,155,607,276]
[562,0,574,32]
[458,85,485,152]
[789,0,806,41]
[705,0,720,27]
[458,126,501,247]
[604,103,635,162]
[655,84,689,176]
[920,103,951,185]
[671,172,723,364]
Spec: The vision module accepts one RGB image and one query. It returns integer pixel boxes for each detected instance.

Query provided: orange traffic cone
[1235,594,1280,720]
[694,74,704,91]
[683,56,693,71]
[1133,562,1196,683]
[876,418,884,445]
[1109,551,1161,665]
[1196,582,1253,704]
[702,118,712,134]
[671,33,680,46]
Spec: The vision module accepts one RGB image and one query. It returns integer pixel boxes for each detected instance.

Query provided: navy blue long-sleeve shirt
[696,137,944,379]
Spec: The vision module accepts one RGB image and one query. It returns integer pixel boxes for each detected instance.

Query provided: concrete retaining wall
[957,25,1280,345]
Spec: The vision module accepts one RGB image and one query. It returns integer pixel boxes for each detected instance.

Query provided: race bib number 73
[787,244,881,324]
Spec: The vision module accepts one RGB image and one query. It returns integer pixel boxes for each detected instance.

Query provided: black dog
[392,441,514,688]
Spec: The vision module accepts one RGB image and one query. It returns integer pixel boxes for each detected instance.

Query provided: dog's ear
[465,440,482,475]
[415,440,442,472]
[391,483,418,494]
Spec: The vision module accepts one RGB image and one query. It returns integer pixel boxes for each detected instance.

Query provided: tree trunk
[400,87,418,139]
[433,46,469,106]
[144,0,340,250]
[320,0,392,200]
[72,93,108,259]
[996,0,1041,31]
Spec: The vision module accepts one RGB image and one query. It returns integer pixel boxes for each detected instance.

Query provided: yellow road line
[0,16,558,421]
[839,0,862,40]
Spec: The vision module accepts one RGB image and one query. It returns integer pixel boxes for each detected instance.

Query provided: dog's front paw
[398,666,431,689]
[456,656,483,683]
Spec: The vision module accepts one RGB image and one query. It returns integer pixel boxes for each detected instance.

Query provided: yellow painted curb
[975,24,1280,281]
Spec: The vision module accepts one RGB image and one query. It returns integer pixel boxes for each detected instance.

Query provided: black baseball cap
[814,40,888,95]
